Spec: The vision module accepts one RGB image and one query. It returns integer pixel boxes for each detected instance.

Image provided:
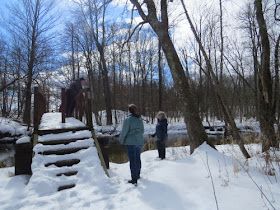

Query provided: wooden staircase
[28,88,109,194]
[33,129,97,191]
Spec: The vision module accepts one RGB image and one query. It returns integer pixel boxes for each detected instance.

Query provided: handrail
[33,87,46,146]
[61,87,108,176]
[61,87,93,128]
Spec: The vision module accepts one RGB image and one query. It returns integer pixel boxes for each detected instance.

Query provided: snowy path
[0,144,280,209]
[0,113,279,209]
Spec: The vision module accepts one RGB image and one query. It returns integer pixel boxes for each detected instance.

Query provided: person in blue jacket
[150,111,168,159]
[119,104,144,185]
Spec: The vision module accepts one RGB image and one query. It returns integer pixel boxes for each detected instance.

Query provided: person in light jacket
[119,104,144,185]
[150,111,168,159]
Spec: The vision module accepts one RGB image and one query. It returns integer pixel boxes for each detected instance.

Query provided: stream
[0,132,256,167]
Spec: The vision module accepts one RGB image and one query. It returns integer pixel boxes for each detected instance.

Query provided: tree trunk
[23,69,32,127]
[23,0,40,128]
[130,0,214,153]
[98,48,112,125]
[180,0,250,158]
[255,0,277,151]
[161,33,212,153]
[158,40,163,111]
[273,34,280,123]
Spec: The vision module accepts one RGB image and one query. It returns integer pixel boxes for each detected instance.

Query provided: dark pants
[66,89,76,117]
[157,140,166,159]
[126,145,142,180]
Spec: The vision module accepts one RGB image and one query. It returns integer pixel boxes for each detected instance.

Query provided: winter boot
[128,179,137,185]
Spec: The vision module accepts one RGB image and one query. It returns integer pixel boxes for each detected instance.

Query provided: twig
[223,155,230,182]
[206,152,220,210]
[232,156,276,210]
[197,152,210,178]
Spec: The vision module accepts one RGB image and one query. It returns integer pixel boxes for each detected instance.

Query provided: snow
[39,112,86,130]
[94,110,261,137]
[16,136,31,144]
[0,111,279,209]
[0,117,28,136]
[0,143,279,209]
[38,130,92,142]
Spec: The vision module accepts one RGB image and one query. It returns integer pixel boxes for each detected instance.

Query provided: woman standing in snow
[119,104,144,185]
[150,111,168,159]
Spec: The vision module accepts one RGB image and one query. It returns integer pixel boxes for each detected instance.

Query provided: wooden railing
[16,86,109,177]
[15,86,46,175]
[60,87,108,176]
[61,88,93,127]
[33,87,46,145]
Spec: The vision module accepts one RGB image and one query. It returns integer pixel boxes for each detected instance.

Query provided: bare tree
[74,0,113,125]
[255,0,278,151]
[180,0,250,158]
[130,0,215,153]
[5,0,59,127]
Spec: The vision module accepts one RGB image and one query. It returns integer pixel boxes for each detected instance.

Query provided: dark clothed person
[151,112,168,159]
[119,104,144,185]
[66,78,85,117]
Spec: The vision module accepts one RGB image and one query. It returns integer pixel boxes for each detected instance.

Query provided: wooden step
[39,147,89,155]
[38,127,90,135]
[39,137,90,145]
[56,171,78,177]
[58,184,76,191]
[45,159,80,167]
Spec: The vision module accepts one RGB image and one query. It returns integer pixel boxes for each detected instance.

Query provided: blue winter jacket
[119,114,144,145]
[155,118,168,141]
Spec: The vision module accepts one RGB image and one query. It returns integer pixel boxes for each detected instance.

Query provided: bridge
[15,87,109,192]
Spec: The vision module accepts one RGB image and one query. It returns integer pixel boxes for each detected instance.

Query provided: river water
[0,144,15,168]
[108,133,224,164]
[0,132,252,167]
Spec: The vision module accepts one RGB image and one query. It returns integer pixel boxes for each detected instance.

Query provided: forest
[0,0,280,155]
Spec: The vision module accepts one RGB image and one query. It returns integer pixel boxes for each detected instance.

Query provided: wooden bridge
[15,87,109,192]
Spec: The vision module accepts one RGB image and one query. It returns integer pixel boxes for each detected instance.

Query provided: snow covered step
[38,130,93,143]
[38,137,90,145]
[58,184,76,191]
[34,138,94,153]
[38,146,90,155]
[38,127,89,135]
[56,171,78,177]
[45,159,80,167]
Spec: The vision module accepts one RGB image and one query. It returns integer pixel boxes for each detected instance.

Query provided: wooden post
[97,136,110,169]
[61,88,66,123]
[86,88,108,176]
[87,88,93,128]
[91,129,109,177]
[15,142,32,175]
[33,87,39,147]
[34,87,38,133]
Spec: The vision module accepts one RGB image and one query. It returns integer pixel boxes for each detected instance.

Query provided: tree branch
[130,0,148,21]
[0,76,25,92]
[122,21,147,48]
[275,3,280,21]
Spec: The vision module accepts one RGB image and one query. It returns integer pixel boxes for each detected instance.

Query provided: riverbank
[0,143,279,209]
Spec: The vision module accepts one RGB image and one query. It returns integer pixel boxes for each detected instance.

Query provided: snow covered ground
[94,110,261,137]
[1,112,278,209]
[0,117,27,136]
[0,143,279,210]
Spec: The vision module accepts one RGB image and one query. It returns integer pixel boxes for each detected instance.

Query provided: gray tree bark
[130,0,215,153]
[180,0,250,158]
[255,0,277,151]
